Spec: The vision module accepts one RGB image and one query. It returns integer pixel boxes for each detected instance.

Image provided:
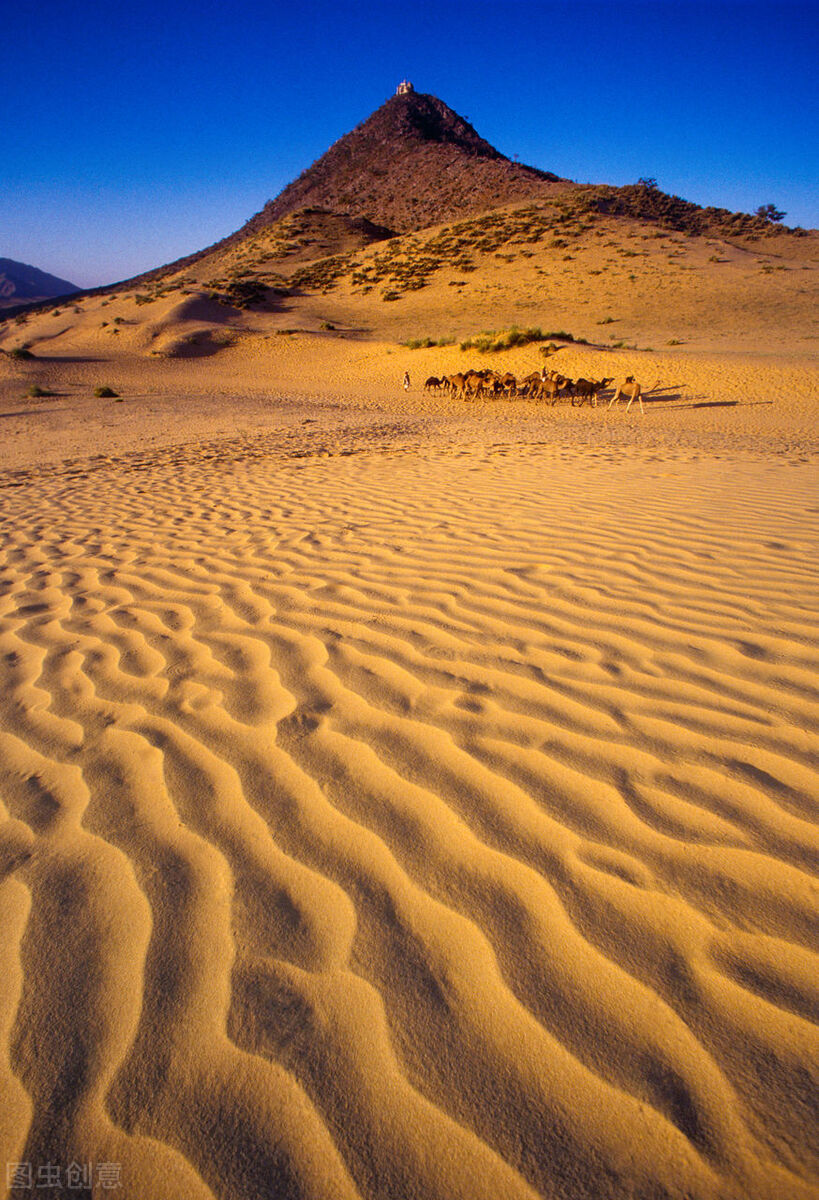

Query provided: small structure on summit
[396,80,414,95]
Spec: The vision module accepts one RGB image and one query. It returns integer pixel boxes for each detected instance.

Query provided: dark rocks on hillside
[241,90,567,236]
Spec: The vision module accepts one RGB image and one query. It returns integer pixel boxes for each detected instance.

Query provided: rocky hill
[0,258,79,307]
[241,87,568,236]
[125,86,572,288]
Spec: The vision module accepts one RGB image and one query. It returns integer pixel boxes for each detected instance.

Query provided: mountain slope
[241,88,569,237]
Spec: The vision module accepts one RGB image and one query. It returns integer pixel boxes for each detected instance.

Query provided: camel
[608,377,660,415]
[536,374,572,404]
[519,371,543,396]
[423,376,442,392]
[572,377,614,407]
[463,374,487,399]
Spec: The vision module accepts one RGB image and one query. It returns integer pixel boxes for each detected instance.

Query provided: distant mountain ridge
[0,258,79,306]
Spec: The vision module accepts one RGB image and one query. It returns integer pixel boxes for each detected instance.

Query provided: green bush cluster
[540,330,588,344]
[459,326,562,353]
[291,252,356,292]
[402,335,456,349]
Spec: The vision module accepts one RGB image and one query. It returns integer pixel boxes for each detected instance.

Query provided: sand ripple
[1,441,817,1200]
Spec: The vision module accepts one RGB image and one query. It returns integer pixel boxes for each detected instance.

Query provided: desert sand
[1,221,818,1200]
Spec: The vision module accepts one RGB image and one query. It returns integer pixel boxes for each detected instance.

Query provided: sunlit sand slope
[1,441,817,1200]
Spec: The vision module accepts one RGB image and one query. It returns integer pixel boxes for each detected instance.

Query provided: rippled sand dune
[1,433,818,1200]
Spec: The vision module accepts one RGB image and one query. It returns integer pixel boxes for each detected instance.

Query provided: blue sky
[4,0,818,287]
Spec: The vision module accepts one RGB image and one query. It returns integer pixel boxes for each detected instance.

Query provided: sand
[1,231,818,1199]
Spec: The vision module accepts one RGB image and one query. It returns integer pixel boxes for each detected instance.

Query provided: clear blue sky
[5,0,818,288]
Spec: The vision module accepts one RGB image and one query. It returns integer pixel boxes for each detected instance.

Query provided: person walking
[403,371,410,391]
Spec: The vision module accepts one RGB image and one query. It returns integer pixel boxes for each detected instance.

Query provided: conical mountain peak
[239,89,566,237]
[358,90,504,159]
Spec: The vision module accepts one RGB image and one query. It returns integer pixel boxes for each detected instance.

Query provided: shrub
[94,386,118,398]
[9,347,34,360]
[755,203,786,223]
[541,330,588,343]
[460,327,552,353]
[402,335,455,349]
[26,385,50,397]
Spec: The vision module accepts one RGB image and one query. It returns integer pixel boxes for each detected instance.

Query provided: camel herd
[423,368,657,412]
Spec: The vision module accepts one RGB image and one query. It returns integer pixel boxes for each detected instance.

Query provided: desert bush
[540,330,587,343]
[94,386,119,398]
[9,347,34,360]
[755,204,786,223]
[460,327,552,353]
[26,385,50,397]
[402,335,455,349]
[221,279,268,308]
